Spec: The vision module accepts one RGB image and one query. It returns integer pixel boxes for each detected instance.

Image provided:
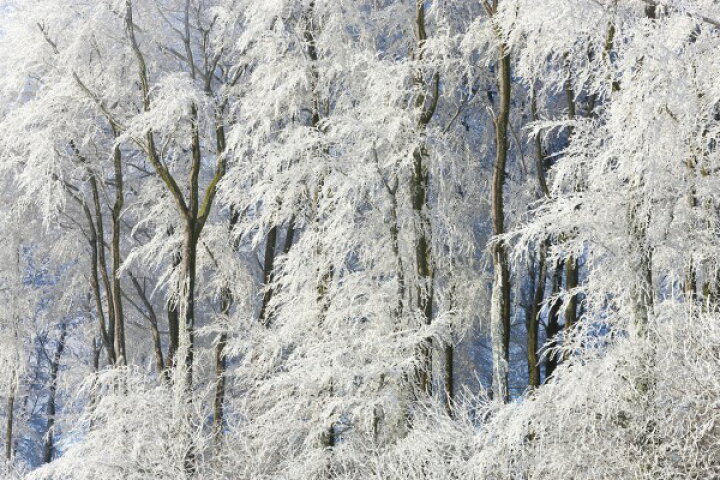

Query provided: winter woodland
[0,0,719,478]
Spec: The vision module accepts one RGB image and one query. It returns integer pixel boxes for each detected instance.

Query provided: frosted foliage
[0,0,719,479]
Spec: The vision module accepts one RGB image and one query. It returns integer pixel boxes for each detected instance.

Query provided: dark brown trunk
[562,83,579,350]
[490,33,512,403]
[213,206,239,447]
[90,177,116,355]
[111,142,126,365]
[166,249,181,369]
[412,146,434,395]
[529,87,550,389]
[130,275,165,378]
[564,257,579,334]
[412,0,439,397]
[283,218,296,255]
[84,200,115,365]
[530,89,550,197]
[443,343,454,415]
[259,226,278,325]
[528,245,547,389]
[180,221,198,391]
[43,324,67,464]
[544,262,563,382]
[645,0,657,19]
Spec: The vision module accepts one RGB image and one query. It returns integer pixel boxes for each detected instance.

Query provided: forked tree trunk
[130,275,165,378]
[90,177,116,359]
[213,206,238,447]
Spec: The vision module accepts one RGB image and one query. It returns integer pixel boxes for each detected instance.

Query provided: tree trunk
[443,342,454,415]
[531,88,550,197]
[43,324,67,464]
[564,257,579,335]
[412,145,434,395]
[110,142,126,365]
[259,226,278,325]
[90,176,116,356]
[5,389,14,461]
[490,32,512,403]
[528,246,547,389]
[166,249,181,370]
[628,203,654,339]
[563,83,579,344]
[529,86,550,390]
[213,206,238,447]
[411,0,439,397]
[130,275,165,378]
[212,331,227,446]
[84,200,115,365]
[283,218,296,255]
[545,262,563,382]
[179,221,198,392]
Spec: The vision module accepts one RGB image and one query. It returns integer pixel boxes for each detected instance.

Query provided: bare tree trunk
[489,18,512,402]
[130,275,165,378]
[43,324,67,464]
[213,287,229,448]
[628,203,654,338]
[84,199,115,365]
[125,0,226,391]
[87,338,101,431]
[371,161,408,437]
[411,0,440,397]
[531,90,550,197]
[529,86,549,390]
[528,246,546,389]
[283,218,296,255]
[545,262,563,382]
[5,388,14,461]
[443,342,454,415]
[212,330,227,445]
[259,226,278,325]
[213,206,237,448]
[645,0,657,18]
[110,141,126,365]
[90,176,116,356]
[179,222,198,392]
[166,248,181,370]
[564,258,579,334]
[627,2,657,351]
[563,83,579,342]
